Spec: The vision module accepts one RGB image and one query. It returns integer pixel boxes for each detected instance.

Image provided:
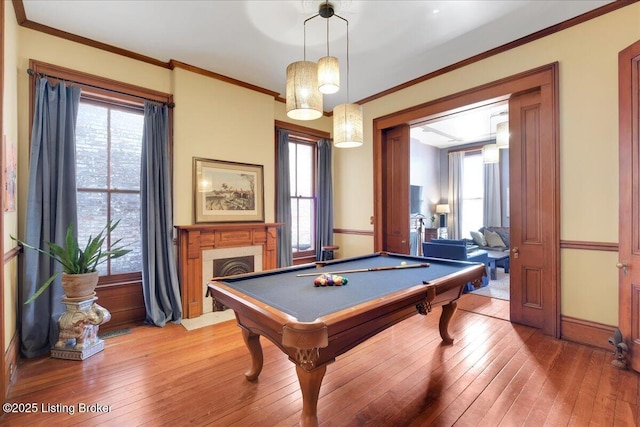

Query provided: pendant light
[285,3,324,121]
[317,3,340,94]
[482,144,499,164]
[331,12,363,147]
[333,103,363,147]
[286,61,323,120]
[284,1,363,147]
[496,121,509,148]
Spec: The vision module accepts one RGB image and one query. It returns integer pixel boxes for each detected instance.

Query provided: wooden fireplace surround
[175,223,281,318]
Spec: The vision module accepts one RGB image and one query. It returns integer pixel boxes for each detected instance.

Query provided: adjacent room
[409,102,511,301]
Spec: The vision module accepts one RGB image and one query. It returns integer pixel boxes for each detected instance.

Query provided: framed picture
[4,135,16,212]
[193,157,264,223]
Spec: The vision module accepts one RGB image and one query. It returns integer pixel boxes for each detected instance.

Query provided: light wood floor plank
[1,294,637,426]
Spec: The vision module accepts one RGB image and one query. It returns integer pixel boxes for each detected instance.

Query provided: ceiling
[410,101,508,148]
[21,0,613,117]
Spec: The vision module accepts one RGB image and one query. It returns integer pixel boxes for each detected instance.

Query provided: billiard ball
[401,261,407,266]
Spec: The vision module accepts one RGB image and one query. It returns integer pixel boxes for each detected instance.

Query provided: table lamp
[435,204,450,228]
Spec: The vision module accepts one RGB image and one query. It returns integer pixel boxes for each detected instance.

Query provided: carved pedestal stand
[51,294,111,361]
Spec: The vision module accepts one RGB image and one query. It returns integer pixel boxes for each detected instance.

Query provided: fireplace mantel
[175,223,282,318]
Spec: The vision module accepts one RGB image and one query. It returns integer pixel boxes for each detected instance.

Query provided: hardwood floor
[2,294,637,426]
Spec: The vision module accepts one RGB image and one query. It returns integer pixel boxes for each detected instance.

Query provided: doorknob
[511,246,519,259]
[617,261,628,276]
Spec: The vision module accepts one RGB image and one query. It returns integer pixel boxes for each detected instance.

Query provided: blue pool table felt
[217,254,471,322]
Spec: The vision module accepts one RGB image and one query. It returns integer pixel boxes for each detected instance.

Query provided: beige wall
[4,0,19,352]
[334,4,640,326]
[172,67,275,225]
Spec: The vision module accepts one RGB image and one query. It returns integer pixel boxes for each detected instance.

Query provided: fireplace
[202,245,262,313]
[213,256,254,277]
[175,223,281,318]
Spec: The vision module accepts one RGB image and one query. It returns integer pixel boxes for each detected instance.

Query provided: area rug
[180,310,236,331]
[472,270,510,300]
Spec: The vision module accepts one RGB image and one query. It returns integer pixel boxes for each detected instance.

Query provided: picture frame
[4,135,16,212]
[193,157,264,223]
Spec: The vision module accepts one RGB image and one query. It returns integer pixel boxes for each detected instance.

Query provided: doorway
[408,102,510,301]
[373,63,560,337]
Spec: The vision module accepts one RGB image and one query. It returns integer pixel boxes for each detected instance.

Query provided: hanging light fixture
[496,121,509,148]
[285,2,363,147]
[286,61,323,120]
[285,3,325,120]
[482,144,499,164]
[328,6,363,147]
[483,110,506,162]
[333,103,363,147]
[317,2,340,94]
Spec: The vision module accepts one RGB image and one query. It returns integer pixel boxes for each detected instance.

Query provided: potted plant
[12,220,131,304]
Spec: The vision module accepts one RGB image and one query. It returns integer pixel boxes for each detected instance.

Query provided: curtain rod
[27,68,175,108]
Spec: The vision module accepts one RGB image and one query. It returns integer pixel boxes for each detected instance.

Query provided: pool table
[207,252,485,426]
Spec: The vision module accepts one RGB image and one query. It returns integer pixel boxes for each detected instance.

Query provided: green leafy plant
[11,220,131,304]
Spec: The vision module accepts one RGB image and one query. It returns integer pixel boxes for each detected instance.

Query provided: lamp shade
[482,143,499,164]
[317,56,340,94]
[496,121,509,148]
[333,103,363,147]
[286,61,323,121]
[435,204,450,214]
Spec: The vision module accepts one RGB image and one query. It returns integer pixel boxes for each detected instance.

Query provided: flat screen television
[410,185,422,214]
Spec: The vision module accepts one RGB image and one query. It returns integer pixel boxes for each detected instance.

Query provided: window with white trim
[461,151,484,239]
[289,136,317,259]
[75,100,144,276]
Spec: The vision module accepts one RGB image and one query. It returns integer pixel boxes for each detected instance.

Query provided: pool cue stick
[296,262,430,277]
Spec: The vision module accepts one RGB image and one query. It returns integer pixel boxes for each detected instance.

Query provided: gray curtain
[140,102,182,326]
[448,151,464,239]
[20,77,81,357]
[315,138,333,260]
[483,162,502,226]
[276,128,292,267]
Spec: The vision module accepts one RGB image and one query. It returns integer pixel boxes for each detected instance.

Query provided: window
[289,136,317,259]
[75,100,144,277]
[461,152,484,238]
[29,60,172,287]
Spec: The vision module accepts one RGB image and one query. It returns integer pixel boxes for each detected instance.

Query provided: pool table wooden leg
[439,300,457,344]
[296,363,327,427]
[241,328,263,381]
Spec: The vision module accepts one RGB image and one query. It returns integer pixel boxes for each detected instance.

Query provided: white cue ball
[401,261,407,266]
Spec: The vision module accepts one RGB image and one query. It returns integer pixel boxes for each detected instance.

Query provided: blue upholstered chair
[422,240,489,292]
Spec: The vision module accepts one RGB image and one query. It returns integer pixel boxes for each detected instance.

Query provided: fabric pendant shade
[318,56,340,94]
[333,103,363,148]
[286,61,323,120]
[482,143,499,164]
[496,121,509,148]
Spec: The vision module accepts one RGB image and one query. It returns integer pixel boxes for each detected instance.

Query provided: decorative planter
[61,271,99,299]
[54,271,111,360]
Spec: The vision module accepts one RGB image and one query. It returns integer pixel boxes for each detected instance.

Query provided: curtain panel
[140,102,182,326]
[276,128,293,267]
[483,162,502,227]
[315,138,334,260]
[447,151,464,239]
[21,77,81,357]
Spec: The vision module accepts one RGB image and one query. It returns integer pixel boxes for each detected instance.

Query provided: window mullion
[106,107,112,275]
